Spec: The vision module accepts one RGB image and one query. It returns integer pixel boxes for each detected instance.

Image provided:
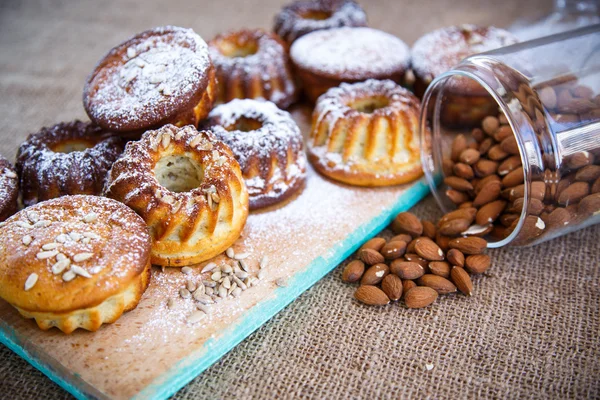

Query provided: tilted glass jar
[420,25,600,247]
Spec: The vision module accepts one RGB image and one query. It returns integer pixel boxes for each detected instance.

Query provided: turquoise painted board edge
[0,180,429,400]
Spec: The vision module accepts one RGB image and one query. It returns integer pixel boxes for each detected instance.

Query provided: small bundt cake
[83,26,216,135]
[0,195,151,333]
[290,27,410,102]
[0,155,18,222]
[274,0,367,46]
[411,25,518,127]
[16,121,124,207]
[307,79,423,186]
[202,99,307,209]
[208,29,298,109]
[104,125,249,267]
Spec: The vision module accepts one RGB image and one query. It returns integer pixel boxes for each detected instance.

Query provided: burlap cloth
[1,0,599,398]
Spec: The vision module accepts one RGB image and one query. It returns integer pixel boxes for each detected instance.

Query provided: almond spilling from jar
[414,239,445,261]
[451,266,473,296]
[359,248,385,265]
[355,285,390,306]
[416,274,457,294]
[361,263,389,286]
[381,274,403,301]
[390,260,425,280]
[342,260,365,283]
[404,286,438,309]
[391,212,423,237]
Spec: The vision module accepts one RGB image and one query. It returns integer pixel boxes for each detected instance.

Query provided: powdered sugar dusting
[84,26,211,131]
[203,99,306,208]
[273,0,367,44]
[290,27,410,80]
[0,156,18,221]
[411,25,519,79]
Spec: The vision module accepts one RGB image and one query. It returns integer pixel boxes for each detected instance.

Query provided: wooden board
[0,108,429,399]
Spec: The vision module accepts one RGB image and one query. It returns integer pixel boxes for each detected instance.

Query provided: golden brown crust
[202,99,307,210]
[209,29,298,109]
[16,121,125,207]
[0,156,18,222]
[104,125,249,266]
[83,26,215,133]
[0,195,151,332]
[307,80,423,186]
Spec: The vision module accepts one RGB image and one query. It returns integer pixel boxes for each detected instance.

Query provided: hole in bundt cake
[227,117,263,132]
[299,10,332,20]
[218,39,259,58]
[154,155,204,193]
[349,96,390,114]
[52,139,96,153]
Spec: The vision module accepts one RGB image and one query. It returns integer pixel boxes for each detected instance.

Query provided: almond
[446,189,470,205]
[444,176,473,192]
[578,193,600,217]
[473,159,499,177]
[380,240,406,260]
[428,261,451,278]
[402,280,417,299]
[361,263,389,285]
[391,212,423,237]
[404,286,438,308]
[508,197,543,215]
[391,233,412,243]
[359,248,385,265]
[497,155,522,176]
[450,266,473,296]
[482,116,499,135]
[545,207,571,230]
[438,208,477,227]
[450,134,467,162]
[360,237,386,252]
[342,260,365,283]
[381,274,403,301]
[566,151,593,169]
[442,158,455,177]
[435,232,451,252]
[494,125,513,142]
[472,127,485,142]
[452,163,474,180]
[414,239,445,261]
[390,260,425,280]
[500,135,519,154]
[422,220,437,239]
[475,174,501,194]
[500,213,519,227]
[459,148,480,165]
[403,253,429,268]
[464,254,491,274]
[475,200,507,225]
[512,215,545,244]
[591,177,600,193]
[478,137,494,155]
[439,218,471,236]
[501,166,524,187]
[472,180,501,207]
[446,248,465,267]
[417,274,457,294]
[406,238,419,253]
[558,182,589,206]
[575,165,600,182]
[448,237,487,254]
[355,285,390,306]
[459,201,474,209]
[487,144,509,161]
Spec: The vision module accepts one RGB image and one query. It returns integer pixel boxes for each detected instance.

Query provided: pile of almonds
[344,211,490,308]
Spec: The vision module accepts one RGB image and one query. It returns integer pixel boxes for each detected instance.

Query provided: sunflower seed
[82,212,98,223]
[275,278,287,287]
[193,286,205,300]
[205,287,214,295]
[22,235,33,246]
[73,252,93,262]
[55,234,69,243]
[232,288,242,298]
[203,280,216,288]
[24,273,38,291]
[210,270,221,281]
[181,266,193,275]
[186,279,197,292]
[235,270,249,280]
[196,303,211,314]
[71,265,92,278]
[188,310,205,324]
[62,270,76,282]
[260,256,269,269]
[239,260,250,272]
[26,211,39,223]
[52,259,71,275]
[167,297,175,309]
[56,253,67,262]
[234,252,249,260]
[17,221,33,229]
[179,288,191,299]
[222,277,231,289]
[257,269,266,280]
[33,220,51,228]
[195,294,214,305]
[42,242,60,251]
[225,247,235,258]
[36,250,58,260]
[201,262,217,273]
[69,232,83,242]
[218,286,227,298]
[221,264,233,274]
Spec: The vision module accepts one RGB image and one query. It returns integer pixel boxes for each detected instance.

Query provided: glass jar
[420,25,600,247]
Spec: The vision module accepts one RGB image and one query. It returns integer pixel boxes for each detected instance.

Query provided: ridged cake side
[307,80,423,186]
[104,125,249,266]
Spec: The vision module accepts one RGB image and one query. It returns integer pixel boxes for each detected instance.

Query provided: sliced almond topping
[33,220,51,228]
[52,259,71,275]
[71,265,92,278]
[36,250,58,260]
[69,232,83,242]
[73,252,94,262]
[17,221,34,229]
[22,235,33,246]
[83,212,98,223]
[24,273,38,291]
[62,270,76,282]
[42,242,60,251]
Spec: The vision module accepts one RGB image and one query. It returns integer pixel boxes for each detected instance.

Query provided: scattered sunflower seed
[24,273,38,291]
[83,232,100,240]
[235,270,249,280]
[201,262,217,273]
[188,310,205,324]
[210,270,222,281]
[218,286,228,298]
[196,303,211,314]
[167,297,175,309]
[257,269,266,280]
[232,288,243,298]
[225,247,235,258]
[260,256,268,269]
[181,266,193,275]
[56,253,67,262]
[222,277,231,290]
[193,286,206,300]
[179,288,191,299]
[234,252,249,260]
[186,279,197,292]
[239,260,250,272]
[205,287,214,295]
[221,264,233,274]
[196,294,214,305]
[203,280,217,288]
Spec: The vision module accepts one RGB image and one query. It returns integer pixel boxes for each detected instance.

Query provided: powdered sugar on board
[290,27,410,80]
[0,107,428,399]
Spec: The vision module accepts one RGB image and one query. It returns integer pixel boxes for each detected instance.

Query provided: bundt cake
[290,27,410,102]
[202,99,307,209]
[0,195,151,333]
[83,26,216,135]
[0,155,18,222]
[104,124,249,266]
[16,121,124,207]
[208,29,298,109]
[411,25,518,126]
[273,0,367,45]
[307,79,423,186]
